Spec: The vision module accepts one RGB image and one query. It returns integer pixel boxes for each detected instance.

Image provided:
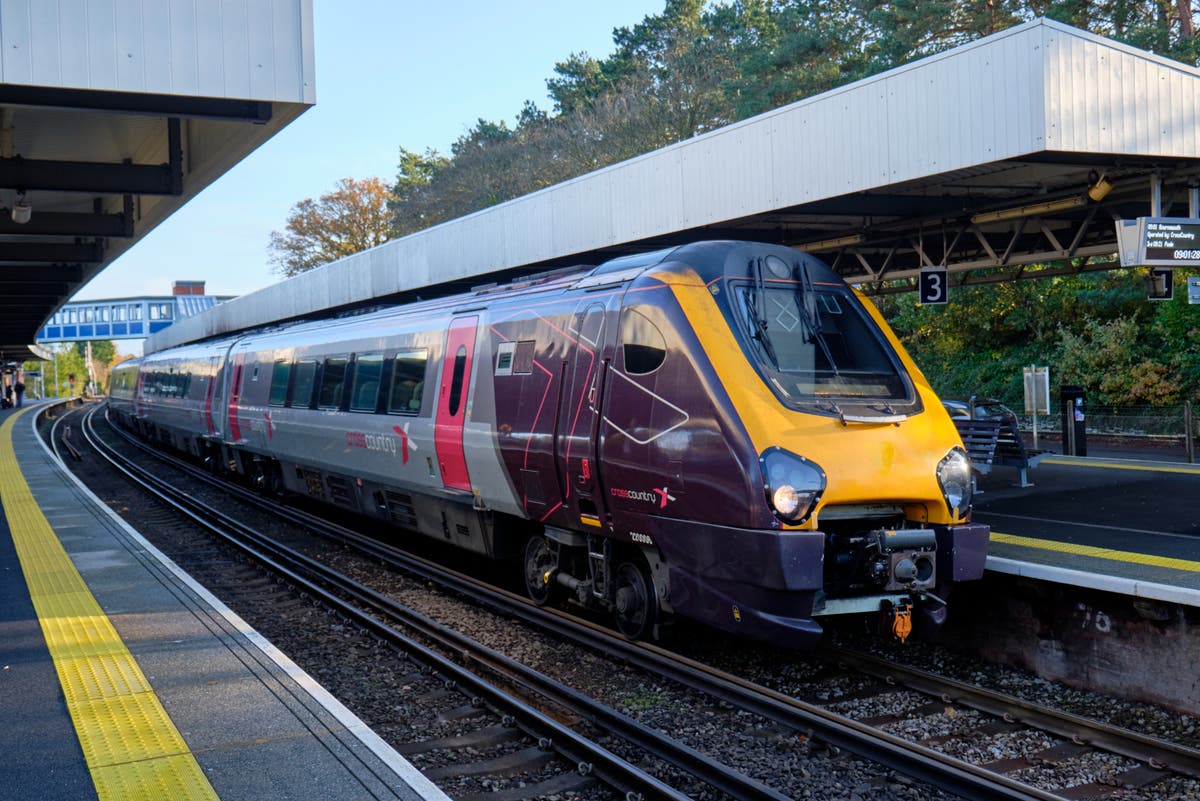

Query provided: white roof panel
[0,0,314,104]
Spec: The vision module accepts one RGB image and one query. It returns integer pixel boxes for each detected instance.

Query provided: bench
[952,416,1046,488]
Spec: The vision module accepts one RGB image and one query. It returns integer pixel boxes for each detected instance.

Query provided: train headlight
[936,447,973,518]
[761,447,826,524]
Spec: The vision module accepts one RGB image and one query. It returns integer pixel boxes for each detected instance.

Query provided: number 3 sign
[919,267,948,305]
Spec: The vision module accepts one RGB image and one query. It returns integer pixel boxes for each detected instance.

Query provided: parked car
[942,397,1019,425]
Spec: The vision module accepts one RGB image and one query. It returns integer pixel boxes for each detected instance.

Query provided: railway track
[55,400,1200,801]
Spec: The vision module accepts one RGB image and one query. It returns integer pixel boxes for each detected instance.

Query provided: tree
[390,147,450,236]
[268,177,393,277]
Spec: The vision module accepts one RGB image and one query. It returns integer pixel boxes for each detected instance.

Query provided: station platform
[0,400,450,801]
[972,446,1200,609]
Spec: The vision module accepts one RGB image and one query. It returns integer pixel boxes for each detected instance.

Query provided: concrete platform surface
[974,450,1200,608]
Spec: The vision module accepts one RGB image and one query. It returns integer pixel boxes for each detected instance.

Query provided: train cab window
[289,360,318,408]
[619,309,667,375]
[736,283,909,404]
[350,353,383,412]
[269,359,291,406]
[318,357,348,409]
[388,350,428,415]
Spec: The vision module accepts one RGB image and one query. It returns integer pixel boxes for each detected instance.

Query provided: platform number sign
[919,267,948,305]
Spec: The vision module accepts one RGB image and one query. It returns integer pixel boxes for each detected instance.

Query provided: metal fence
[1014,402,1197,462]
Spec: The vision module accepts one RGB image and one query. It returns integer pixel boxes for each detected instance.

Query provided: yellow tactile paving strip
[1040,455,1200,475]
[0,409,218,801]
[991,530,1200,573]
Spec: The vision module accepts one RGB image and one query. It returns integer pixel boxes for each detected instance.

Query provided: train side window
[318,357,348,409]
[350,353,383,412]
[447,346,468,416]
[289,360,318,408]
[269,359,291,406]
[620,308,667,375]
[388,350,427,415]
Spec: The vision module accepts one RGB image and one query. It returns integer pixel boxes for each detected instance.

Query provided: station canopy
[149,18,1200,353]
[0,1,315,362]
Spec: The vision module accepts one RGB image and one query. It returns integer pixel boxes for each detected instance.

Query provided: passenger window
[269,359,291,406]
[318,357,348,409]
[289,361,318,408]
[447,346,467,416]
[388,350,428,415]
[350,354,383,412]
[620,309,667,375]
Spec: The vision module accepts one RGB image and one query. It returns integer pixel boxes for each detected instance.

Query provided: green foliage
[74,340,115,364]
[878,269,1200,407]
[24,345,89,398]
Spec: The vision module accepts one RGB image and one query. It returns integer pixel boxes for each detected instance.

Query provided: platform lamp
[11,190,31,224]
[1087,171,1113,202]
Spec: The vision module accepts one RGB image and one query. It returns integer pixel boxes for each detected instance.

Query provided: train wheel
[523,536,557,606]
[612,559,657,640]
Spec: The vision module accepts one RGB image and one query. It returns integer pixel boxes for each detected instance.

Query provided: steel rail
[824,646,1200,778]
[80,405,692,801]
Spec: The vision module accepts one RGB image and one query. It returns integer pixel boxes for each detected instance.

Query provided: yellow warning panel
[991,530,1200,573]
[0,409,218,801]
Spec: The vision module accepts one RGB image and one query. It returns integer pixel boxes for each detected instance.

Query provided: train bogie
[112,241,989,647]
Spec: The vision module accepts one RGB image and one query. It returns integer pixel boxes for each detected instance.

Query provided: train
[108,240,988,647]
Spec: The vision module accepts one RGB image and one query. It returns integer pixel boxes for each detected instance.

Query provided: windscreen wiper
[747,258,779,368]
[794,259,839,375]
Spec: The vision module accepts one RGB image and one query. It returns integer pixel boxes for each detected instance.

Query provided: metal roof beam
[0,283,69,296]
[0,85,273,123]
[0,156,179,195]
[0,118,181,195]
[0,209,131,237]
[0,263,84,282]
[0,296,60,306]
[0,242,103,262]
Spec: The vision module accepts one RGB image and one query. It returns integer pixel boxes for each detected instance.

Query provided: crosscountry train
[108,240,988,647]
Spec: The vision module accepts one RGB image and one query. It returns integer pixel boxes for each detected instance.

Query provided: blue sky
[75,0,664,304]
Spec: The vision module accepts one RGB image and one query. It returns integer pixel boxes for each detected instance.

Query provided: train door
[203,355,219,436]
[226,353,246,443]
[434,316,478,492]
[555,300,614,526]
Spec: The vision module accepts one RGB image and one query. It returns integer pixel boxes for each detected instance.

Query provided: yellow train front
[578,241,987,647]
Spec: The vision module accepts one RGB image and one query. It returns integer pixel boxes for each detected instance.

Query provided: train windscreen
[736,284,911,407]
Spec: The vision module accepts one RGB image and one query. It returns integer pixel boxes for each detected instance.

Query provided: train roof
[134,241,848,359]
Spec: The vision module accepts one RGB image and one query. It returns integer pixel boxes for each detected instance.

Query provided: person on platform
[3,383,11,409]
[15,377,25,408]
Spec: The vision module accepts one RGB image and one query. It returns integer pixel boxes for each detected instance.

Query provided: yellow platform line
[991,530,1200,573]
[1040,455,1200,475]
[0,409,218,801]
